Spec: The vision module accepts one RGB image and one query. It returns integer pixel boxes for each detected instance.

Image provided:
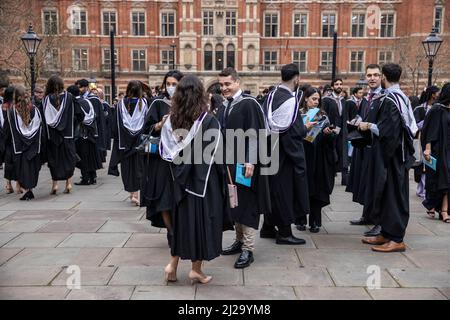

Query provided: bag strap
[226,165,234,185]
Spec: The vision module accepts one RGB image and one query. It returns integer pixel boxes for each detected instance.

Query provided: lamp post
[331,31,338,83]
[422,27,443,87]
[110,25,116,103]
[20,23,42,95]
[170,41,176,70]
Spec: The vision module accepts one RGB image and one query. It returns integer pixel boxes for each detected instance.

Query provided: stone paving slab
[0,286,69,300]
[310,235,370,250]
[124,233,169,248]
[58,233,131,248]
[4,248,112,267]
[388,268,450,288]
[297,248,416,269]
[0,248,22,266]
[5,210,76,221]
[97,221,160,233]
[65,286,135,300]
[439,288,450,299]
[294,287,372,300]
[4,233,70,248]
[403,250,450,270]
[51,266,117,286]
[321,222,370,235]
[244,267,333,287]
[0,211,15,220]
[101,248,170,267]
[327,267,400,288]
[403,235,450,250]
[0,233,20,247]
[37,220,107,233]
[0,202,80,210]
[0,266,62,286]
[75,201,141,210]
[417,220,450,236]
[404,222,436,236]
[132,286,196,300]
[324,211,363,222]
[68,210,144,221]
[109,266,170,286]
[196,286,297,300]
[368,288,448,300]
[0,220,50,233]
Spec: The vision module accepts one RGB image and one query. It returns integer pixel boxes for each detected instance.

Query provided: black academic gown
[262,87,309,228]
[421,104,450,211]
[169,114,233,261]
[302,110,337,227]
[86,94,107,163]
[365,93,413,242]
[322,94,343,173]
[6,106,43,189]
[102,101,112,151]
[44,92,84,181]
[412,103,428,183]
[217,93,271,229]
[0,109,6,165]
[75,98,103,179]
[141,97,173,227]
[108,98,148,192]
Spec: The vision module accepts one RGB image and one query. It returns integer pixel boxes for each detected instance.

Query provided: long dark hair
[437,83,450,106]
[162,70,184,99]
[14,85,32,126]
[419,85,440,104]
[300,86,322,113]
[170,74,208,131]
[45,75,65,110]
[125,80,144,112]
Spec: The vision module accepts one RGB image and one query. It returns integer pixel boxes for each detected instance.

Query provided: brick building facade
[13,0,450,101]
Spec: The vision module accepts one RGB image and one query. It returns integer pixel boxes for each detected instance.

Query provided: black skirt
[14,153,41,189]
[75,139,103,173]
[3,144,16,181]
[120,152,143,192]
[47,139,77,181]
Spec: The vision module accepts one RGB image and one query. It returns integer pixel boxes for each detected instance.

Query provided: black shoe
[221,240,243,255]
[349,217,370,225]
[260,228,277,239]
[296,224,306,231]
[89,178,97,185]
[74,179,90,186]
[234,250,254,269]
[276,235,306,245]
[364,225,382,237]
[20,190,34,201]
[309,222,320,233]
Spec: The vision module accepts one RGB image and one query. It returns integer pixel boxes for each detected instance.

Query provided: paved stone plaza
[0,160,449,300]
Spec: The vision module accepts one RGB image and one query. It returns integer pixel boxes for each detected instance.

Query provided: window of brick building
[378,51,393,65]
[132,12,146,36]
[132,49,146,71]
[215,44,224,71]
[380,13,395,37]
[293,51,307,73]
[104,85,118,105]
[161,12,175,36]
[203,11,214,35]
[350,51,365,73]
[204,44,213,71]
[103,11,117,35]
[322,13,336,37]
[102,49,118,71]
[351,13,365,37]
[264,13,279,37]
[161,50,174,67]
[45,48,59,71]
[227,44,235,68]
[263,51,278,70]
[293,13,308,37]
[72,49,88,71]
[226,11,237,36]
[71,9,87,35]
[43,10,58,35]
[434,6,444,33]
[320,51,333,72]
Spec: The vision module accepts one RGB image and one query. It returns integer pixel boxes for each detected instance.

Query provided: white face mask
[166,86,176,98]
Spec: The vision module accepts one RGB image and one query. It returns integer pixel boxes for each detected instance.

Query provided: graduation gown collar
[44,92,68,128]
[264,85,302,133]
[118,97,149,134]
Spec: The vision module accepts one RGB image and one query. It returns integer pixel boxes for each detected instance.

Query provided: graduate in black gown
[218,68,271,269]
[108,81,149,206]
[260,63,308,244]
[141,70,183,239]
[66,85,103,187]
[421,83,450,224]
[360,63,417,252]
[43,76,83,194]
[0,85,6,172]
[96,88,113,153]
[299,87,338,233]
[160,74,232,284]
[5,86,43,200]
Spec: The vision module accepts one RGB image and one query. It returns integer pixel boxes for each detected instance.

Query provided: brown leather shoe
[361,235,389,245]
[371,241,406,253]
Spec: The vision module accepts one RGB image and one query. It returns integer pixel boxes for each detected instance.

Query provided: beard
[334,88,342,95]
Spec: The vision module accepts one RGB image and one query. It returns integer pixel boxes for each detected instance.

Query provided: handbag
[226,166,238,208]
[412,138,423,166]
[136,128,160,155]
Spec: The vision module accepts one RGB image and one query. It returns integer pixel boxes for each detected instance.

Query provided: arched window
[226,44,235,68]
[247,45,256,68]
[184,44,192,67]
[215,44,224,71]
[204,44,213,71]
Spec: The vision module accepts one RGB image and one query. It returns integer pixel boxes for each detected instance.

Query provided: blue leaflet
[302,107,320,124]
[236,164,252,187]
[423,155,437,171]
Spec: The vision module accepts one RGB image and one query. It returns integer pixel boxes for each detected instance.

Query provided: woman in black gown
[160,75,231,284]
[298,87,337,233]
[109,81,149,205]
[422,83,450,223]
[5,86,43,200]
[141,71,184,238]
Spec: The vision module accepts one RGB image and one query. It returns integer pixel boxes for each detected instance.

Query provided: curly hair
[170,75,208,133]
[14,86,32,126]
[45,75,65,110]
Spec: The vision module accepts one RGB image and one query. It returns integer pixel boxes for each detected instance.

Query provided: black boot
[221,240,243,255]
[234,250,254,269]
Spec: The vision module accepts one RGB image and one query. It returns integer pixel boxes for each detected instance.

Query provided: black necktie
[368,92,375,106]
[223,97,233,128]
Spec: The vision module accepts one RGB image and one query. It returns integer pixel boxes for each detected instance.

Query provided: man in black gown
[218,68,271,269]
[260,63,308,245]
[360,63,417,252]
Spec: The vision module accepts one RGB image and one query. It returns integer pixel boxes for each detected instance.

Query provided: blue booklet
[302,108,320,124]
[236,164,252,187]
[423,156,437,171]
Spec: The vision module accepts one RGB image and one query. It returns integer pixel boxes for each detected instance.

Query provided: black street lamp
[422,27,443,87]
[170,41,176,70]
[21,23,42,95]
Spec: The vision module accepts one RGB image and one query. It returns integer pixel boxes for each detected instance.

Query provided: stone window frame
[293,12,308,38]
[131,10,146,37]
[72,48,89,71]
